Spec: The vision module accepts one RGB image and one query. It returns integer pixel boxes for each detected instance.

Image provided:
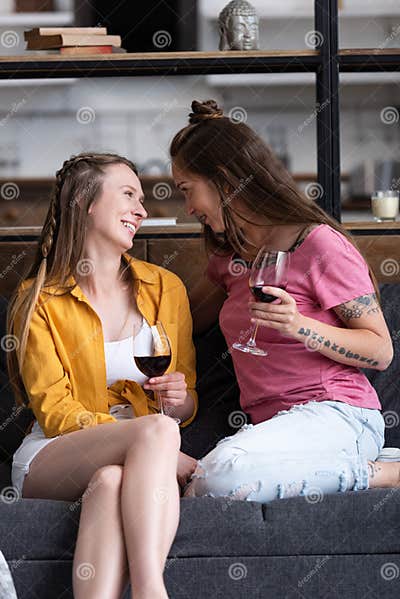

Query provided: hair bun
[189,100,224,125]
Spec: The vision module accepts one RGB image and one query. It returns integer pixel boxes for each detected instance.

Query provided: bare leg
[73,466,129,599]
[122,423,180,598]
[22,415,180,599]
[368,461,400,488]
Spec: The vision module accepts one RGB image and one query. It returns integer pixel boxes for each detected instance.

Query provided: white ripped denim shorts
[184,400,385,503]
[11,404,135,498]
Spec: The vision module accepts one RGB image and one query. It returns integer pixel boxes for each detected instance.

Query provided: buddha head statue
[218,0,259,51]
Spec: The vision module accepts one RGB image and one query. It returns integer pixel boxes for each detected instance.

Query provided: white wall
[0,2,399,178]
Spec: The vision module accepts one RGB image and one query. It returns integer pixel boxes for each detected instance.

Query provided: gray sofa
[1,284,400,599]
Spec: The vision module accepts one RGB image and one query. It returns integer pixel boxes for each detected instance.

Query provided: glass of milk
[371,190,399,222]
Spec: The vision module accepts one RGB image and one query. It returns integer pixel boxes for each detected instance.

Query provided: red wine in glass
[250,284,287,303]
[233,249,290,356]
[134,355,171,378]
[133,321,180,423]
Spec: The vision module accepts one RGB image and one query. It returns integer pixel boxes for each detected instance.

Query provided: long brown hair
[7,152,138,406]
[170,99,380,297]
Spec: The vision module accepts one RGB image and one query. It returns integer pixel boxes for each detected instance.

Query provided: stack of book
[24,27,124,56]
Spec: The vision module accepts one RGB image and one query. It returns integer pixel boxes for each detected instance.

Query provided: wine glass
[134,321,181,424]
[233,248,290,356]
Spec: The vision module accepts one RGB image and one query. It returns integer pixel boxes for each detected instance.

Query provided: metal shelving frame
[0,0,399,234]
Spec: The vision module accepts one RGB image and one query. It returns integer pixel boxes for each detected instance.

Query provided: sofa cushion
[0,461,11,491]
[181,323,241,459]
[362,283,400,448]
[1,489,400,561]
[0,296,34,465]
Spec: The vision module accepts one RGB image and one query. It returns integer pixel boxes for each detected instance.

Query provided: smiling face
[86,163,147,252]
[172,162,225,233]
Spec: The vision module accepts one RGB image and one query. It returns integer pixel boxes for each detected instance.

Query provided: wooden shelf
[0,223,201,240]
[1,221,399,241]
[343,221,400,231]
[0,50,319,79]
[339,48,400,71]
[0,48,398,80]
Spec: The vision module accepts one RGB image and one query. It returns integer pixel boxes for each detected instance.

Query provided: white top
[104,319,153,387]
[11,319,156,496]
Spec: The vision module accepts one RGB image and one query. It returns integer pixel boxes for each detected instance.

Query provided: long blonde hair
[7,152,138,406]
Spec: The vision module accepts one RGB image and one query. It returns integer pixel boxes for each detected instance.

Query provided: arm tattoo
[337,293,380,321]
[297,327,379,367]
[367,461,382,480]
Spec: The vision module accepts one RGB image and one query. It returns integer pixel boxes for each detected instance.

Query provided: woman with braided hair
[170,99,400,503]
[7,152,198,599]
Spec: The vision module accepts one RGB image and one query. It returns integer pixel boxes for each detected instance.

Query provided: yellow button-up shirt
[17,253,198,438]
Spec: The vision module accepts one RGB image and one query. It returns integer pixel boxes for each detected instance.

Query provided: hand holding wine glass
[134,321,182,424]
[233,248,290,356]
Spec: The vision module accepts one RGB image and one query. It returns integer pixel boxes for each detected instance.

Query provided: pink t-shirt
[207,224,381,424]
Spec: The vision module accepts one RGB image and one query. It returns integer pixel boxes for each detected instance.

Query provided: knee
[188,445,248,498]
[86,465,124,497]
[133,414,180,450]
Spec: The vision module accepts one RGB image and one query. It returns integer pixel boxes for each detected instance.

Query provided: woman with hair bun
[170,100,400,503]
[7,152,198,599]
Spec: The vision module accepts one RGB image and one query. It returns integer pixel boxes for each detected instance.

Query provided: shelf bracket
[315,0,341,222]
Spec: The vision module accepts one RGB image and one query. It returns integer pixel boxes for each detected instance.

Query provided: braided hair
[7,152,139,407]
